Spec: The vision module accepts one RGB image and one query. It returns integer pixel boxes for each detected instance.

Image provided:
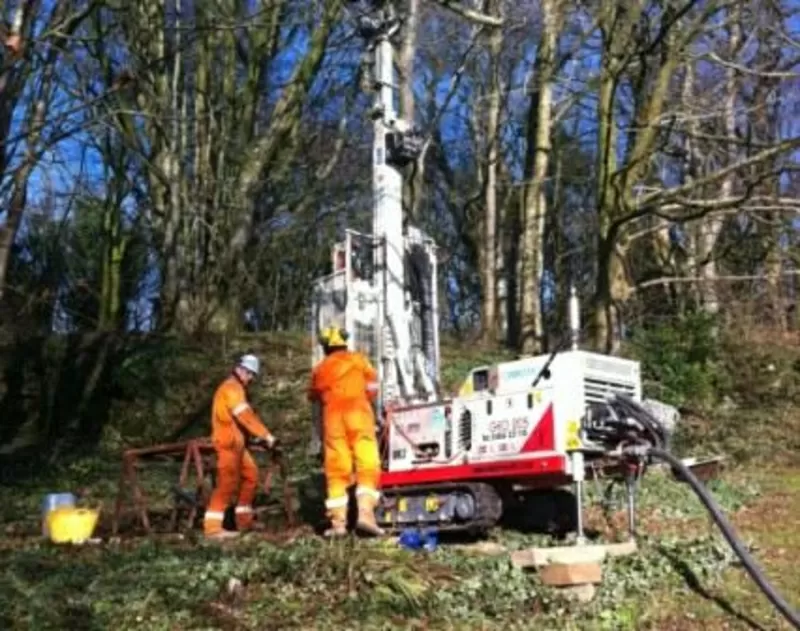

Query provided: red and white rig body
[372,351,642,533]
[383,350,641,485]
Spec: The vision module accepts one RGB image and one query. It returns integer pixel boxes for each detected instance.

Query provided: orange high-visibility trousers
[204,447,259,534]
[323,397,381,508]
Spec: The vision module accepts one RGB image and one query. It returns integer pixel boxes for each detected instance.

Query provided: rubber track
[377,481,504,534]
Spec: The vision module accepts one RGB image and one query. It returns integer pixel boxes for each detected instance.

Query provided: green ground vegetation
[0,321,798,630]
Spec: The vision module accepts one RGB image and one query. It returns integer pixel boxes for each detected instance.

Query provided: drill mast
[367,2,435,405]
[309,0,439,419]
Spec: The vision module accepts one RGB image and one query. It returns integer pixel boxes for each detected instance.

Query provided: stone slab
[605,539,638,557]
[510,540,638,569]
[539,562,603,587]
[510,543,608,569]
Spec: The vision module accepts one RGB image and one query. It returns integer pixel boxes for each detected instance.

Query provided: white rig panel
[476,350,641,408]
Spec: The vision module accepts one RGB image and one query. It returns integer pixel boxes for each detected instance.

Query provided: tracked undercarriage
[375,481,504,535]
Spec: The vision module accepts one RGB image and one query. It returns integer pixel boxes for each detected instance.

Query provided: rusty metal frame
[111,438,296,536]
[260,448,297,530]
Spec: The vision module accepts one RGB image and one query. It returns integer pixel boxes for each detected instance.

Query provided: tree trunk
[221,0,342,333]
[589,1,680,351]
[98,198,127,331]
[697,8,741,318]
[478,0,502,342]
[589,5,622,353]
[519,0,561,353]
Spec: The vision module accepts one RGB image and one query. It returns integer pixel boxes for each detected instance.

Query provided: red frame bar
[379,454,567,488]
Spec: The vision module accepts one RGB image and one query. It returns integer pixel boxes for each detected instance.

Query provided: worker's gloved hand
[250,435,275,449]
[250,435,283,457]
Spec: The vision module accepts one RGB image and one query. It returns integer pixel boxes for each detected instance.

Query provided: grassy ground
[640,466,800,631]
[0,451,796,630]
[0,332,798,630]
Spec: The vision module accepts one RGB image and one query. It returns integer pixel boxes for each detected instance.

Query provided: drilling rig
[308,0,669,540]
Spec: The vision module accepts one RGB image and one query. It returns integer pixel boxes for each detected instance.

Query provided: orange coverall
[203,376,274,535]
[308,350,381,520]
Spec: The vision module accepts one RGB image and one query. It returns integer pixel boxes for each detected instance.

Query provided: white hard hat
[238,354,260,375]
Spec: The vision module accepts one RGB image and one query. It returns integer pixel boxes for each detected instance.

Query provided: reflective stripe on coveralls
[324,496,349,510]
[203,376,273,535]
[308,350,382,510]
[356,486,380,499]
[232,402,250,416]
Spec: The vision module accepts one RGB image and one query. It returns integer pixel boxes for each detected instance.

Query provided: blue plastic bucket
[41,493,76,537]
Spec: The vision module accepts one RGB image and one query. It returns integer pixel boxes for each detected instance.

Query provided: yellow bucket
[46,507,100,544]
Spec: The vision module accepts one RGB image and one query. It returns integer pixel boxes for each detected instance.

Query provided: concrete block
[510,547,547,568]
[510,543,608,568]
[539,562,603,587]
[605,539,638,557]
[547,544,608,565]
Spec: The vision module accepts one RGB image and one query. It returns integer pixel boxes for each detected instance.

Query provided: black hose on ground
[643,447,800,630]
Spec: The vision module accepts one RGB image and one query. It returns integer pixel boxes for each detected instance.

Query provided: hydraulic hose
[644,447,800,629]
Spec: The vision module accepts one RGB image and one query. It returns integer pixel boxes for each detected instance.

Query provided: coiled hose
[645,447,800,629]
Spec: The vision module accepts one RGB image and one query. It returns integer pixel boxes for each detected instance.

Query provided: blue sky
[8,1,800,332]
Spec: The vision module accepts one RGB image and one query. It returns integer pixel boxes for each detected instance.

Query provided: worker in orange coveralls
[308,326,384,537]
[203,354,279,540]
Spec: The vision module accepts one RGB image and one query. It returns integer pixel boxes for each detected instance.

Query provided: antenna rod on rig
[569,286,580,351]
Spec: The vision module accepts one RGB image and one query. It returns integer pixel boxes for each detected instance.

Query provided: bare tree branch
[433,0,504,27]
